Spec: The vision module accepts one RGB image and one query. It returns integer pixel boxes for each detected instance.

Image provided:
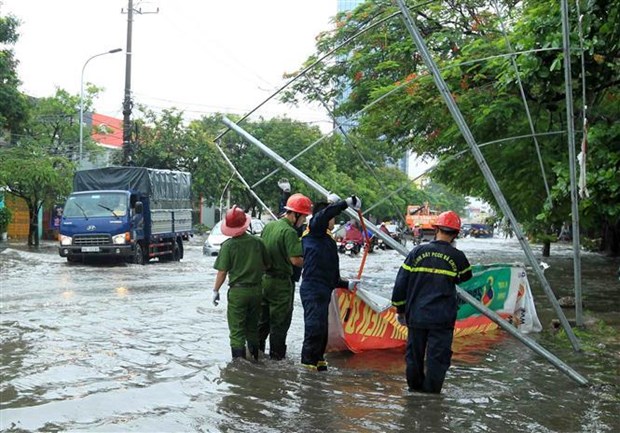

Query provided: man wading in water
[391,211,472,393]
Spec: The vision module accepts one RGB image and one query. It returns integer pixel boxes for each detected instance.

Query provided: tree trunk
[601,219,620,257]
[542,240,551,257]
[28,204,39,247]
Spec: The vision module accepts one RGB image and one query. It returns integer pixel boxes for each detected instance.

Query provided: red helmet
[433,211,461,232]
[284,193,312,215]
[221,205,251,237]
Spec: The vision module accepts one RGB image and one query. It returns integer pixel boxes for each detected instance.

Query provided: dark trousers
[406,326,454,393]
[300,281,332,367]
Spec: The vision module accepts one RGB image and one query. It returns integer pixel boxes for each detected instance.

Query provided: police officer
[258,193,312,360]
[213,206,270,360]
[300,194,362,371]
[391,210,472,393]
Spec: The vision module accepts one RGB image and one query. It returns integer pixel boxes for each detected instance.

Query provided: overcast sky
[2,0,336,127]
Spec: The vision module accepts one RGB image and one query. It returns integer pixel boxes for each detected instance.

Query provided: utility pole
[121,0,159,166]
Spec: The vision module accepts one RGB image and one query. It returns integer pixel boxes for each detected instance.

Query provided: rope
[353,210,373,292]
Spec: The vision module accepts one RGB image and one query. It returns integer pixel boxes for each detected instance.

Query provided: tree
[283,0,620,254]
[19,88,104,163]
[0,12,28,135]
[0,145,73,246]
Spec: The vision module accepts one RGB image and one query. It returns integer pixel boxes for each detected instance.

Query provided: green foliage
[282,0,620,253]
[0,206,13,232]
[0,12,28,134]
[0,145,74,245]
[128,110,443,223]
[19,88,103,162]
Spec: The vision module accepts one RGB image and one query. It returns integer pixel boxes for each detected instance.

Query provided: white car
[202,218,265,256]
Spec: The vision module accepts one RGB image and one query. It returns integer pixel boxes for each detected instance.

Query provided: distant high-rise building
[334,0,365,133]
[335,0,410,175]
[337,0,364,13]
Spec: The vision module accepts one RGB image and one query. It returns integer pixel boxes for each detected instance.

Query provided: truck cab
[59,190,145,263]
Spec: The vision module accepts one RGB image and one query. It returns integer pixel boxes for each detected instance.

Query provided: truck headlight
[59,235,72,246]
[112,232,130,245]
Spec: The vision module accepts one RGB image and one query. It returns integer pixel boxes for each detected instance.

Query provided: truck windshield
[64,193,128,218]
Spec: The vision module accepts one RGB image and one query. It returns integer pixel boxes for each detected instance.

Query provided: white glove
[212,290,220,306]
[327,193,341,203]
[278,178,291,192]
[345,196,362,211]
[397,313,407,326]
[347,279,361,291]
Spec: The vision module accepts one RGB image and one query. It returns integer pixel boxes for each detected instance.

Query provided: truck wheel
[133,243,145,265]
[172,242,181,261]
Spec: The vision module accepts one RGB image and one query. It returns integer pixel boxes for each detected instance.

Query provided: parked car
[384,224,404,244]
[203,218,265,256]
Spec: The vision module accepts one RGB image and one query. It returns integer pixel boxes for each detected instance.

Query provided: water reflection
[1,238,619,432]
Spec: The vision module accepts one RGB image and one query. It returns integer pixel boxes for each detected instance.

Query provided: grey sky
[2,0,336,126]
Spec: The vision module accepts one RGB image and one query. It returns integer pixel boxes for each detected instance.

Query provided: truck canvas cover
[73,167,191,210]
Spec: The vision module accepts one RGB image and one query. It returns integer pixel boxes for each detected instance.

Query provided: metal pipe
[561,0,583,326]
[222,116,588,386]
[214,142,277,220]
[457,289,588,386]
[393,0,581,352]
[223,117,404,251]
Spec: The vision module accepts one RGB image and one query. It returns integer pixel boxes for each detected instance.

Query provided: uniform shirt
[391,240,472,328]
[261,217,303,279]
[301,201,348,288]
[213,233,269,287]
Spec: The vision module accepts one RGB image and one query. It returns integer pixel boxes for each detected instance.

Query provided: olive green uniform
[258,218,303,359]
[214,233,269,356]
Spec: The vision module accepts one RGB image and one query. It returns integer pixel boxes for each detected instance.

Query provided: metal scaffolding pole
[393,0,580,351]
[222,116,588,387]
[213,142,277,220]
[560,0,584,326]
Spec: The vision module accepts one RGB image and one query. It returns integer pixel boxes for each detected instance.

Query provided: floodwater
[1,236,618,432]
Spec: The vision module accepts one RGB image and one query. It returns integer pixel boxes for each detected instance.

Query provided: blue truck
[58,167,192,264]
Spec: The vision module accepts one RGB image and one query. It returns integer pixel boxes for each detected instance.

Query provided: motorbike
[339,240,363,256]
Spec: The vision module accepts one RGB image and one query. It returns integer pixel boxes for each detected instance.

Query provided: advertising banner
[327,264,542,353]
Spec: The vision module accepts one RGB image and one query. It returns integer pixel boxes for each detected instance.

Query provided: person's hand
[212,290,220,306]
[327,192,341,203]
[397,313,407,326]
[345,196,362,211]
[347,279,361,291]
[278,178,291,192]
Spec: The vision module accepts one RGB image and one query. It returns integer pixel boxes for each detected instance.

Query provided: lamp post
[79,48,122,164]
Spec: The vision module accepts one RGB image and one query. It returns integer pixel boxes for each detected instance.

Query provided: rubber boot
[269,344,287,360]
[247,344,260,362]
[231,347,246,359]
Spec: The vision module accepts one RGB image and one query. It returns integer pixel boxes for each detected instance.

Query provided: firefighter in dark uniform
[213,206,270,360]
[258,193,312,360]
[300,194,362,371]
[391,210,472,393]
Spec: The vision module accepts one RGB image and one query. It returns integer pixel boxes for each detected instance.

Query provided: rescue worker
[412,224,422,245]
[258,193,312,360]
[213,206,270,360]
[391,210,472,393]
[300,194,362,371]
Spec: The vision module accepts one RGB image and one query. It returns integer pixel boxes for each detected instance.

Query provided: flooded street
[1,236,619,432]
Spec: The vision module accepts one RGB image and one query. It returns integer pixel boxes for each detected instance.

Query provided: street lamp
[79,48,122,164]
